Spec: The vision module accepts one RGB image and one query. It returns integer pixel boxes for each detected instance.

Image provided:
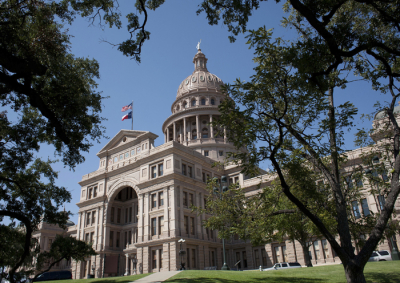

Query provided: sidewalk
[132,271,181,283]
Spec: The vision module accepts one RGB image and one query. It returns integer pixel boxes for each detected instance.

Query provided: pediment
[97,130,151,156]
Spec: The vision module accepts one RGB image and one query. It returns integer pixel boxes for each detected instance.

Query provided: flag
[122,111,132,121]
[121,103,133,112]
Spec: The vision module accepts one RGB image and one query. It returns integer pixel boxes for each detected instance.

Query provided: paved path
[132,271,181,283]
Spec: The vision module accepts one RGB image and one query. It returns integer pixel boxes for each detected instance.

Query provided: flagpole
[131,101,133,131]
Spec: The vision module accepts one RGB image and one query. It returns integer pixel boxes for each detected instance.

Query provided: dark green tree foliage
[34,235,96,278]
[0,0,116,281]
[196,1,400,282]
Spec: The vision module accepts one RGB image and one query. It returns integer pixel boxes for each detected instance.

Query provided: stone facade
[33,50,400,278]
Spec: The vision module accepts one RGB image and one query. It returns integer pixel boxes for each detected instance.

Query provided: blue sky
[11,1,390,225]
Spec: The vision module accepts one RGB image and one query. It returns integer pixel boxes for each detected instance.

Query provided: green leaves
[35,235,96,276]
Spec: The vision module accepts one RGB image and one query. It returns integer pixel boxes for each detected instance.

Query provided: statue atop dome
[196,39,201,50]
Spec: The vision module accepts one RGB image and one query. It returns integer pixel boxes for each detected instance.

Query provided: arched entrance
[103,181,140,276]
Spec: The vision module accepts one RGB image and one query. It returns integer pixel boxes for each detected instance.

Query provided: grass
[40,273,150,283]
[165,261,400,283]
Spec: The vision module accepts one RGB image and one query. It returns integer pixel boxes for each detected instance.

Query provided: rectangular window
[345,176,353,189]
[152,194,157,208]
[382,170,389,182]
[109,231,113,247]
[190,217,195,235]
[361,198,370,216]
[352,200,361,219]
[152,250,157,269]
[322,239,329,258]
[188,166,193,178]
[159,192,164,207]
[152,218,157,236]
[262,249,267,266]
[158,164,164,177]
[211,251,215,266]
[124,231,127,247]
[116,232,120,248]
[184,216,189,234]
[204,150,209,157]
[129,207,132,222]
[151,166,157,178]
[313,241,319,260]
[125,208,128,223]
[183,192,188,207]
[378,195,385,210]
[91,211,96,225]
[160,249,163,269]
[48,238,53,249]
[117,208,121,223]
[219,151,223,156]
[254,250,260,267]
[191,249,196,268]
[158,216,164,235]
[128,231,132,245]
[356,177,363,188]
[111,207,115,222]
[189,193,194,206]
[202,173,206,183]
[86,212,91,227]
[93,186,97,197]
[187,248,190,269]
[242,251,248,268]
[182,164,187,176]
[204,198,207,209]
[88,188,92,199]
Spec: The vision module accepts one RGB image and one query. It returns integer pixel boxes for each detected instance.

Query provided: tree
[0,1,116,281]
[203,8,400,281]
[34,235,96,279]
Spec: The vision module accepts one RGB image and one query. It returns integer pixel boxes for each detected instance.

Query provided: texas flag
[121,103,133,112]
[122,111,132,121]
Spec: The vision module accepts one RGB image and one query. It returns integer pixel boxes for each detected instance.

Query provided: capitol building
[33,49,399,278]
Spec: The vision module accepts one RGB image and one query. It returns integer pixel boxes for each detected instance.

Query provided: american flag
[121,103,133,112]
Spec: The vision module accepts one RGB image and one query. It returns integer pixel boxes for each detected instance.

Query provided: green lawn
[38,273,150,283]
[165,261,400,283]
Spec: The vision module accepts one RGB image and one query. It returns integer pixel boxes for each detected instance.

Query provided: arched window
[192,129,197,140]
[176,105,180,111]
[183,101,187,108]
[202,128,209,138]
[211,98,215,105]
[191,99,196,106]
[201,98,206,105]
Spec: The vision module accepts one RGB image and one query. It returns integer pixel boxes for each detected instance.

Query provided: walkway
[133,271,181,283]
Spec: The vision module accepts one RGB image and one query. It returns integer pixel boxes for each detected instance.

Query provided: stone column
[99,205,104,250]
[125,254,130,275]
[209,115,213,138]
[245,245,254,269]
[169,187,177,238]
[216,247,222,269]
[166,127,170,142]
[196,192,201,239]
[81,211,87,240]
[183,118,187,142]
[137,194,144,243]
[76,212,82,240]
[164,187,169,236]
[224,127,227,142]
[137,247,143,274]
[196,115,200,139]
[143,193,150,241]
[164,131,167,143]
[198,245,205,270]
[179,187,184,236]
[173,122,176,142]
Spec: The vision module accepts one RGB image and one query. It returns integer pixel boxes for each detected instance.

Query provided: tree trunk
[344,263,366,283]
[301,244,313,267]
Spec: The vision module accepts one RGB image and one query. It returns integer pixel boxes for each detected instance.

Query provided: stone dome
[374,104,400,120]
[176,49,224,98]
